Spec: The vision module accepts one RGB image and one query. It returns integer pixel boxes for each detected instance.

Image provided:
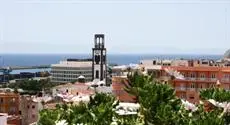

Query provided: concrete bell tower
[92,34,107,83]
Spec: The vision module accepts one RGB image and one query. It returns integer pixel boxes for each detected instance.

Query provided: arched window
[191,83,195,88]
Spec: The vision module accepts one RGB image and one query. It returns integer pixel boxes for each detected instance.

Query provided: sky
[0,0,230,55]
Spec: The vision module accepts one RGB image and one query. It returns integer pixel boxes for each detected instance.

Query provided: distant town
[0,34,230,125]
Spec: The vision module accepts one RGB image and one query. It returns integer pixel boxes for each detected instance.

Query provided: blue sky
[0,0,230,54]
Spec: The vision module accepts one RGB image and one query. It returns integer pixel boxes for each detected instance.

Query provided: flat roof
[52,61,92,67]
[162,66,230,72]
[67,58,92,61]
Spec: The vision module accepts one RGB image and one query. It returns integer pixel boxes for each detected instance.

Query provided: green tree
[38,93,118,125]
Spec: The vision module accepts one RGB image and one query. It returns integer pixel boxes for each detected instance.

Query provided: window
[191,83,195,88]
[27,105,30,109]
[189,96,194,99]
[95,55,100,64]
[96,70,99,79]
[181,72,186,77]
[224,74,229,79]
[32,105,35,109]
[190,73,195,78]
[32,114,36,118]
[102,55,106,63]
[200,73,205,78]
[211,74,216,78]
[0,98,3,103]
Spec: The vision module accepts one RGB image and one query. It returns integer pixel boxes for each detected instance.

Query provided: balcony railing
[161,76,230,83]
[197,78,206,81]
[187,88,196,91]
[221,78,230,82]
[175,77,221,82]
[210,78,217,82]
[175,87,186,91]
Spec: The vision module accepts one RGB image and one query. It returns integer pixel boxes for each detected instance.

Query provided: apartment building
[139,50,230,103]
[0,89,21,125]
[0,89,19,115]
[51,59,93,83]
[162,66,230,103]
[19,95,43,125]
[140,62,230,103]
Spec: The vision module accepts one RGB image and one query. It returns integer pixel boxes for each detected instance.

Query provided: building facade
[0,91,19,115]
[19,96,43,125]
[164,66,230,103]
[51,34,108,84]
[140,54,230,103]
[51,59,92,83]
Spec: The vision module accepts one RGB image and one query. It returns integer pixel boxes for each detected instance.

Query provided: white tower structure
[92,34,107,83]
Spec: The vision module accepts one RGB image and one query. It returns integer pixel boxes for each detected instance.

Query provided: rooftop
[67,58,92,61]
[51,60,92,67]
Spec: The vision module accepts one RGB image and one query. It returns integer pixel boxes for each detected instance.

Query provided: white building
[0,113,7,125]
[51,59,92,83]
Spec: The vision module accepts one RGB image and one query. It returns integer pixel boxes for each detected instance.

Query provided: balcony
[175,87,186,91]
[188,77,196,81]
[221,78,230,82]
[197,78,206,81]
[174,77,219,82]
[210,78,217,82]
[187,88,196,91]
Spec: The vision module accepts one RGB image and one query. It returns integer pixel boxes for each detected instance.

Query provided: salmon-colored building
[112,76,136,102]
[140,50,230,103]
[0,92,20,115]
[161,66,230,103]
[0,89,21,125]
[112,65,230,103]
[112,50,230,103]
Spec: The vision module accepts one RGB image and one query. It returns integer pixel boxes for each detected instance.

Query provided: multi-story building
[51,34,108,84]
[51,59,93,83]
[140,50,230,103]
[0,89,19,115]
[19,95,43,125]
[0,89,21,125]
[162,66,230,103]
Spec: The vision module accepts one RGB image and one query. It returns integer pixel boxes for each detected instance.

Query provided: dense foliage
[39,93,118,125]
[7,79,56,94]
[200,88,230,102]
[38,72,230,125]
[126,72,226,125]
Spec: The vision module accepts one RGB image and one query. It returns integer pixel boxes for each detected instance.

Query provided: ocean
[0,54,223,66]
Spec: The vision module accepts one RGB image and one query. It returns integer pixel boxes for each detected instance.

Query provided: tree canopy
[38,72,230,125]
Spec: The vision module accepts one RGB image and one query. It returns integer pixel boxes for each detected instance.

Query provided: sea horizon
[0,53,223,67]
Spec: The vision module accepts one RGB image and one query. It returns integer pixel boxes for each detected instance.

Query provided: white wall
[0,115,7,125]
